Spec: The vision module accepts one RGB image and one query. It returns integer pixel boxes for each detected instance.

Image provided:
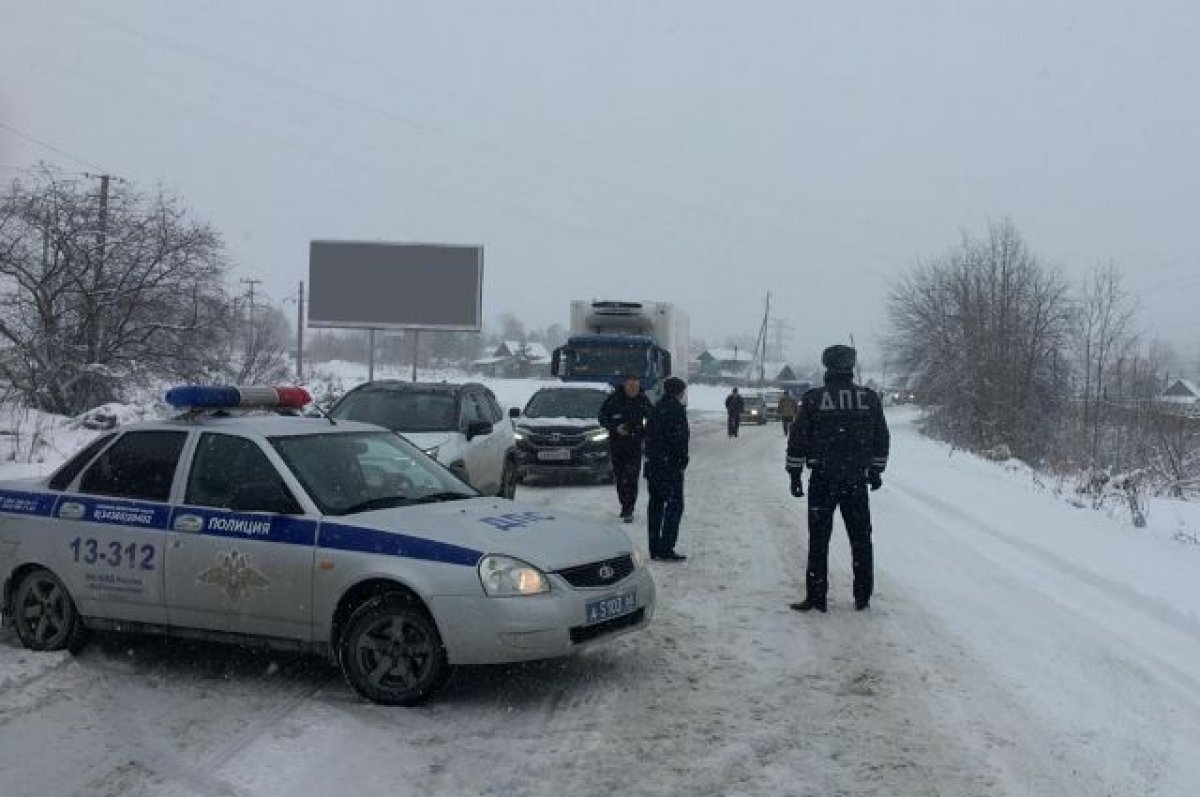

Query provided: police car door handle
[58,502,85,520]
[173,514,204,533]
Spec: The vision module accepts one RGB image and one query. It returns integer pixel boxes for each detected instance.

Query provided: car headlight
[631,546,648,569]
[587,429,609,443]
[423,446,440,460]
[514,428,528,441]
[478,555,550,597]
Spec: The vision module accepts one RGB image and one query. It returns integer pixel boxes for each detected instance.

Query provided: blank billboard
[308,241,483,330]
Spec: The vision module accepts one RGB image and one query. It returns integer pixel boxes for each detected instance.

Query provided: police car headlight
[587,430,609,443]
[478,555,550,597]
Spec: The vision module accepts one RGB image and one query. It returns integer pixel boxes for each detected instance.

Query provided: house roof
[700,348,753,363]
[1162,378,1200,399]
[497,341,551,361]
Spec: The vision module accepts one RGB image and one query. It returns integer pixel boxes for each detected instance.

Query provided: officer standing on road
[645,376,690,561]
[777,390,798,436]
[786,345,890,612]
[725,387,745,438]
[598,371,654,522]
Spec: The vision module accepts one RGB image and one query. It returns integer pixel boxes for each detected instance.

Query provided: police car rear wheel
[12,569,87,653]
[340,596,450,706]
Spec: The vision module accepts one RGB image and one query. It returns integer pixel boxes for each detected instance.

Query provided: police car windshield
[524,389,608,419]
[330,390,458,432]
[269,431,476,516]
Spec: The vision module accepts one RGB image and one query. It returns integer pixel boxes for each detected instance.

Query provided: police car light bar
[165,385,312,410]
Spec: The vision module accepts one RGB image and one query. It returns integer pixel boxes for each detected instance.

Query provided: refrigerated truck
[551,300,690,392]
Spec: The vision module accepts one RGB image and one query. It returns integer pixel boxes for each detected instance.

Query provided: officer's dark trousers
[804,473,873,604]
[646,470,685,557]
[610,445,642,514]
[727,415,740,437]
[781,418,792,435]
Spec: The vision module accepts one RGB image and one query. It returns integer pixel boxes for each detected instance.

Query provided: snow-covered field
[2,390,1200,795]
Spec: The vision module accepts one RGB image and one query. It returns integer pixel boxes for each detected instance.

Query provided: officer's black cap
[822,345,857,372]
[663,377,687,397]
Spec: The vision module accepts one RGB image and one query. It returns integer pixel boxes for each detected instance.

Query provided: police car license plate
[538,449,572,461]
[585,591,636,624]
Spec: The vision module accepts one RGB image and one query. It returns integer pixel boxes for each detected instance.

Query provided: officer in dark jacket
[725,388,745,438]
[644,376,690,561]
[598,372,654,522]
[785,345,890,612]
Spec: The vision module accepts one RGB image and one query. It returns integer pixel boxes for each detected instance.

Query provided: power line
[0,121,108,173]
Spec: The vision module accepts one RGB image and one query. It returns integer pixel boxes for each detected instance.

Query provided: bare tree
[0,169,229,414]
[1072,263,1140,467]
[887,220,1074,459]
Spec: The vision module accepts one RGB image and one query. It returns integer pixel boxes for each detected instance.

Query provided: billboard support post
[368,329,376,382]
[411,329,420,383]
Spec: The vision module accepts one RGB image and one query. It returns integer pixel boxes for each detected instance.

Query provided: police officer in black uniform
[644,376,690,560]
[598,371,654,522]
[786,345,890,612]
[725,388,745,438]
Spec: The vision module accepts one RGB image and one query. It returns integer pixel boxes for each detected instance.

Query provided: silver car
[0,408,654,705]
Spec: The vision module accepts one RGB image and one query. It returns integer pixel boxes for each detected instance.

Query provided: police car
[0,386,655,705]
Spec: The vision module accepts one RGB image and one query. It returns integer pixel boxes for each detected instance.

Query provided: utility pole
[82,173,122,365]
[240,278,262,359]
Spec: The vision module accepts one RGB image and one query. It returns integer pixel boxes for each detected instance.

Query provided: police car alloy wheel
[12,568,88,653]
[339,595,451,706]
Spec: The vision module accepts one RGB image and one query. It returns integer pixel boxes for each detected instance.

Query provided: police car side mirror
[230,481,303,515]
[466,421,493,441]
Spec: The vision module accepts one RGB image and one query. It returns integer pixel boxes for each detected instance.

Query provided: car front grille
[526,432,587,447]
[556,555,635,588]
[570,608,645,644]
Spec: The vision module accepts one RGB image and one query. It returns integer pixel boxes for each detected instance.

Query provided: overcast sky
[3,1,1198,368]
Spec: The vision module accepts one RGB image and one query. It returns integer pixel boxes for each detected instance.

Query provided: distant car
[329,381,519,499]
[739,393,768,425]
[512,385,613,483]
[755,390,784,421]
[0,385,655,706]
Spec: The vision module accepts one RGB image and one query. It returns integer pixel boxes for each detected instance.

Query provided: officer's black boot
[790,597,827,613]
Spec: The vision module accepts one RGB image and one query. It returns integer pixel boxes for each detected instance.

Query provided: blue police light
[165,385,311,410]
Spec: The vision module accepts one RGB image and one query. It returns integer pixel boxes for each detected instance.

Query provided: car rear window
[331,390,457,432]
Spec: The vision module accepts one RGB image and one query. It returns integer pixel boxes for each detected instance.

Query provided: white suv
[329,381,519,499]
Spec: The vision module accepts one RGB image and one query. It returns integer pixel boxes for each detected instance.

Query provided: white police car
[0,386,655,705]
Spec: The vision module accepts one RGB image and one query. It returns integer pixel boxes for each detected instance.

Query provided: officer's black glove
[788,467,805,498]
[867,468,883,491]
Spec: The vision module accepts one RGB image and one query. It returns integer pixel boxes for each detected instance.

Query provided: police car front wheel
[339,595,450,706]
[12,568,88,653]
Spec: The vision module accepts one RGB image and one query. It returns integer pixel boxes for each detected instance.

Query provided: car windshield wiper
[405,491,474,505]
[336,496,417,515]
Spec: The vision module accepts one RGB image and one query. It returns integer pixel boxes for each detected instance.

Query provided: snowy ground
[2,404,1200,796]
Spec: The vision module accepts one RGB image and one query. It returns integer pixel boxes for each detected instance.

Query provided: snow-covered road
[2,410,1198,796]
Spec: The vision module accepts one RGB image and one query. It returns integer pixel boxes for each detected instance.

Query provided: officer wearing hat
[644,376,690,560]
[785,345,890,611]
[598,369,654,522]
